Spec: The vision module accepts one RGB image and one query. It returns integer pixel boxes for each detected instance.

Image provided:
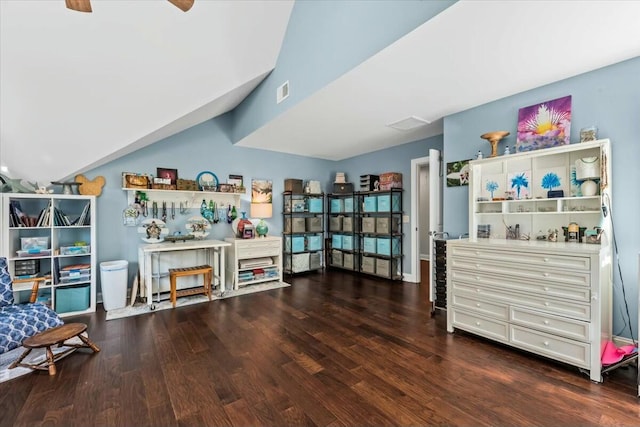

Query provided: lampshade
[250,203,272,219]
[575,157,600,180]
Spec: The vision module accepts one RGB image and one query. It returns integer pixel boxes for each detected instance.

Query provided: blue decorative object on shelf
[196,171,218,191]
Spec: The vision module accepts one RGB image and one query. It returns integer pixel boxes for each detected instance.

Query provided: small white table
[138,239,231,309]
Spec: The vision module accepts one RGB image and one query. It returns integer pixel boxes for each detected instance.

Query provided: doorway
[410,150,442,301]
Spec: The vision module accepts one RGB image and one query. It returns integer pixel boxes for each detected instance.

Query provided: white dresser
[225,236,283,290]
[447,239,611,382]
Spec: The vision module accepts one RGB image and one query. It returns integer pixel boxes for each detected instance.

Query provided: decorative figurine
[548,228,558,242]
[146,221,162,239]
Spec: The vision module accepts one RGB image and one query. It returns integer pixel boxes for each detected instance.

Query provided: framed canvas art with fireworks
[516,95,572,153]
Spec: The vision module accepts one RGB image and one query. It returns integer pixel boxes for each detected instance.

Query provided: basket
[177,179,197,191]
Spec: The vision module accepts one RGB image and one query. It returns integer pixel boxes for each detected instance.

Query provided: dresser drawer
[451,309,509,343]
[510,306,590,342]
[451,294,508,320]
[510,325,590,368]
[451,281,591,320]
[450,269,591,302]
[237,240,281,258]
[449,246,590,271]
[449,257,590,287]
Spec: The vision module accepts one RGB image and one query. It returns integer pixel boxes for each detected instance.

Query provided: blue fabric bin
[363,196,377,212]
[308,198,323,213]
[363,237,376,253]
[332,234,343,249]
[377,193,401,212]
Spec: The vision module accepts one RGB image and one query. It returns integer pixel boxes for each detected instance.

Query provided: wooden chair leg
[45,346,56,376]
[77,333,101,353]
[170,274,177,308]
[9,348,33,369]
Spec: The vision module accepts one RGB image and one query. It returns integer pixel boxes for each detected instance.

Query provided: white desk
[138,239,231,309]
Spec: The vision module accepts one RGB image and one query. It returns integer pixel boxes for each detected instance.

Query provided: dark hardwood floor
[1,269,638,426]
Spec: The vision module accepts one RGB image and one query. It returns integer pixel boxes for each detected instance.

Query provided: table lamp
[250,203,272,238]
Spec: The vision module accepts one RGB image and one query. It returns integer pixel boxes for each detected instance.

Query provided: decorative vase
[480,131,510,157]
[255,219,268,238]
[581,179,598,196]
[235,212,252,238]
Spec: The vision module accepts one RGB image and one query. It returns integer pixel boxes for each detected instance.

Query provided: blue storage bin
[343,197,354,212]
[377,193,401,212]
[286,236,306,253]
[330,198,343,213]
[332,234,343,249]
[376,237,401,256]
[308,198,323,213]
[342,235,355,251]
[363,196,377,212]
[55,284,90,314]
[307,235,323,251]
[363,237,376,253]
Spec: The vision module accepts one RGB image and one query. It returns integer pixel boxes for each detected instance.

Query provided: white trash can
[100,260,129,311]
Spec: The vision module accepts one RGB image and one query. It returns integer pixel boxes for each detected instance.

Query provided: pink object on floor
[601,341,637,365]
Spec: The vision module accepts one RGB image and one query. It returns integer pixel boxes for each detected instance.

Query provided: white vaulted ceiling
[0,0,294,182]
[2,0,640,183]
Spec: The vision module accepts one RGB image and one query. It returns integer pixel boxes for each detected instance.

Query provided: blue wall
[231,0,456,143]
[87,125,442,293]
[443,57,640,338]
[88,118,334,284]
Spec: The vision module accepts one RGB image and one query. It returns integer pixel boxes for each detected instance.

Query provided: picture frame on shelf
[156,168,178,186]
[228,174,245,193]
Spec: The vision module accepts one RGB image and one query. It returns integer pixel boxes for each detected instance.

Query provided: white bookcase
[448,139,613,382]
[1,193,96,317]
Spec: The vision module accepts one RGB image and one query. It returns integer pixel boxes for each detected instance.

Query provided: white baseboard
[613,335,637,346]
[403,273,418,283]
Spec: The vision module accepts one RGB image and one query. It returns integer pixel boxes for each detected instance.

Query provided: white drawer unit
[447,239,612,383]
[225,236,283,290]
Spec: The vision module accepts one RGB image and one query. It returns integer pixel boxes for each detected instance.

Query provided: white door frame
[409,150,442,285]
[409,156,429,283]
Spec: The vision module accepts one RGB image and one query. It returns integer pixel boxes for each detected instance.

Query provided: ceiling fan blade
[168,0,194,12]
[65,0,92,12]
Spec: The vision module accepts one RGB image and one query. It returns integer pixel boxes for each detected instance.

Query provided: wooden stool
[9,323,100,375]
[168,265,213,308]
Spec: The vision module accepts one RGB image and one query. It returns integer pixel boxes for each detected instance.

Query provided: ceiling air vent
[277,81,289,104]
[386,116,431,131]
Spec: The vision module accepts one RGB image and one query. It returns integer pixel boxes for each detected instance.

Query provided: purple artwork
[516,95,572,152]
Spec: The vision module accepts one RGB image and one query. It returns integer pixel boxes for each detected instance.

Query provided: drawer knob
[543,320,550,325]
[543,258,549,262]
[544,302,550,306]
[475,276,480,280]
[476,264,480,268]
[476,289,481,293]
[476,303,481,307]
[543,273,549,277]
[476,321,481,326]
[543,287,549,291]
[543,341,549,346]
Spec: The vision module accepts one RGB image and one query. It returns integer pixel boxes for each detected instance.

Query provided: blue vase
[256,219,268,237]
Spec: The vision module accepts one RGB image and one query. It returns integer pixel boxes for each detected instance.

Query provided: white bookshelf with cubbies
[1,194,96,317]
